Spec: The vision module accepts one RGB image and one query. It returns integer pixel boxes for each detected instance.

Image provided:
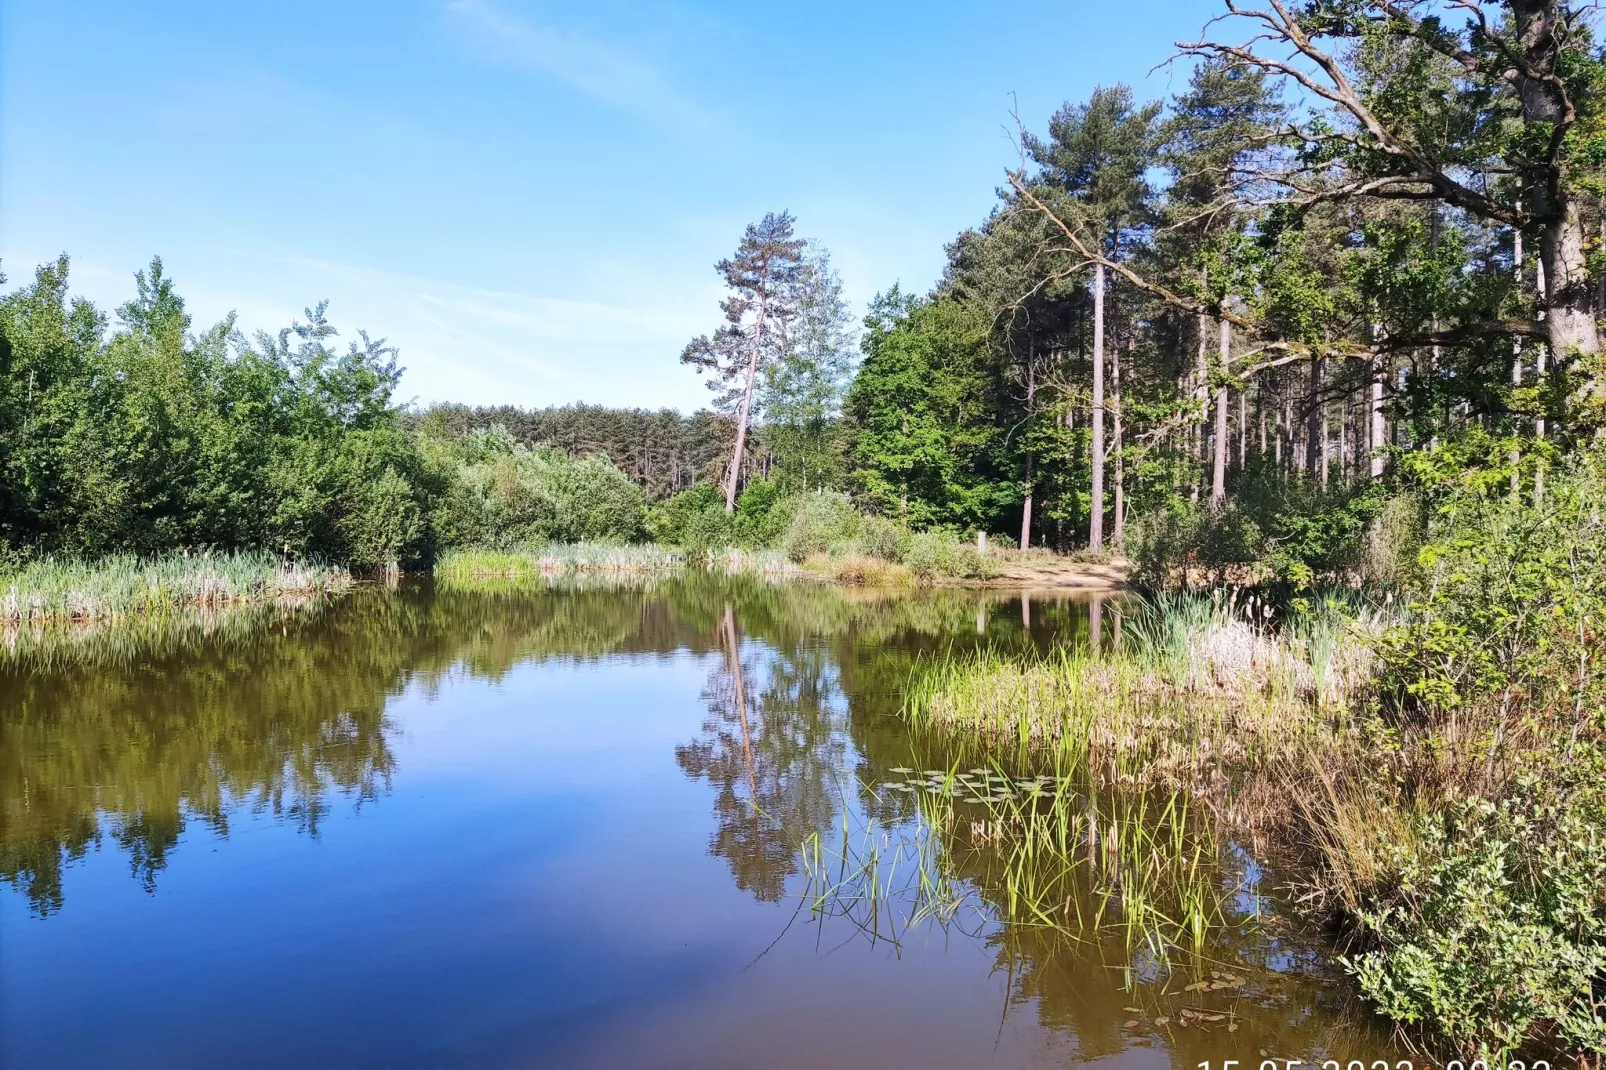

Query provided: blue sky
[2,0,1217,412]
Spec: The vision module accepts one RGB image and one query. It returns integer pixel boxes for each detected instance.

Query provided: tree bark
[1370,357,1387,481]
[1210,319,1229,513]
[1113,336,1126,545]
[1020,352,1036,549]
[1090,262,1106,551]
[724,290,770,513]
[1306,357,1323,476]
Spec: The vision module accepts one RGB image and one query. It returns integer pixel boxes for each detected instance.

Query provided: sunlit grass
[435,543,801,584]
[0,552,350,623]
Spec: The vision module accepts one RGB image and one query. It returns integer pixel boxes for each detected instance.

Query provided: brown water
[1,575,1397,1069]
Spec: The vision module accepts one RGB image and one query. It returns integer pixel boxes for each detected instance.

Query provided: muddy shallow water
[1,575,1397,1069]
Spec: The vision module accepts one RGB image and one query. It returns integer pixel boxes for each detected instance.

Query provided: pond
[1,574,1395,1069]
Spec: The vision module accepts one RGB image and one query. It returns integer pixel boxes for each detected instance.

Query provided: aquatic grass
[434,543,684,581]
[801,755,1241,971]
[435,543,801,584]
[0,552,350,623]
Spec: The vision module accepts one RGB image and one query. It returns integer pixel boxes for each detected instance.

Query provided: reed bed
[904,592,1387,789]
[0,552,350,623]
[435,543,802,583]
[801,759,1238,969]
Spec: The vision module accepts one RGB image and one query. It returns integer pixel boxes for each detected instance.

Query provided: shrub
[780,491,861,562]
[679,502,733,557]
[643,482,725,546]
[733,477,787,546]
[902,531,955,579]
[435,429,646,548]
[856,514,907,561]
[1348,763,1606,1058]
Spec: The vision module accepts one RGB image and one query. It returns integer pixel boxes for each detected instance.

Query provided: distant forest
[404,403,737,500]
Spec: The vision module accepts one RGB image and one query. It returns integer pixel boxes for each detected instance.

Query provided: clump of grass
[802,552,915,587]
[904,592,1384,790]
[802,761,1236,969]
[0,552,350,623]
[435,542,802,583]
[704,547,798,575]
[434,543,683,581]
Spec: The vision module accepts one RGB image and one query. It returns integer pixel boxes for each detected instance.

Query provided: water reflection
[2,576,1396,1069]
[676,604,846,901]
[1,577,1063,916]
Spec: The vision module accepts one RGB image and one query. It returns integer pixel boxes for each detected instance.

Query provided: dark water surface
[2,575,1392,1068]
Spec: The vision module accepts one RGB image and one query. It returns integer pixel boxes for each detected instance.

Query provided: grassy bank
[905,580,1605,1058]
[1,552,351,623]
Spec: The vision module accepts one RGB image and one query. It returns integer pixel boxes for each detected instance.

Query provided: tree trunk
[1513,227,1525,495]
[1320,394,1330,490]
[1090,262,1106,551]
[1210,319,1229,513]
[1193,314,1209,502]
[1113,337,1126,545]
[1370,357,1387,480]
[722,605,756,800]
[724,291,770,513]
[1237,388,1246,470]
[1020,354,1036,549]
[1306,357,1323,475]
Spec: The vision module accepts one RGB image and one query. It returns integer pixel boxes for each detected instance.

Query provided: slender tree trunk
[1113,337,1126,545]
[1193,314,1209,503]
[1237,388,1246,470]
[1211,319,1229,513]
[1021,354,1036,549]
[1513,227,1524,495]
[1320,394,1330,490]
[1306,357,1323,475]
[1090,262,1106,551]
[1536,256,1549,504]
[1370,356,1387,480]
[724,291,770,513]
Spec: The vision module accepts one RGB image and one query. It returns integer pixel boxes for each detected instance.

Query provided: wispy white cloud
[443,0,711,133]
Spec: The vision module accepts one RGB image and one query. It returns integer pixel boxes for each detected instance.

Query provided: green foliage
[902,531,992,580]
[427,427,645,548]
[845,295,1009,530]
[1378,442,1606,716]
[645,482,730,555]
[1349,763,1606,1058]
[733,476,787,545]
[0,256,433,567]
[778,491,861,562]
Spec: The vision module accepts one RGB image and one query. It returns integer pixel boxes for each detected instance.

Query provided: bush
[902,530,955,579]
[1348,763,1606,1058]
[433,428,646,548]
[779,491,861,562]
[733,477,787,546]
[643,483,724,546]
[679,502,733,557]
[856,514,907,560]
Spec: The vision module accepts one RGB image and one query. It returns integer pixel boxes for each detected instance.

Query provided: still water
[2,575,1391,1069]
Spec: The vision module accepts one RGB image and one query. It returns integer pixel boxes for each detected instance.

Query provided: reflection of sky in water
[2,580,1392,1069]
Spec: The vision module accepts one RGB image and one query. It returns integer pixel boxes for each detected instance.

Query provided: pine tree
[682,213,806,512]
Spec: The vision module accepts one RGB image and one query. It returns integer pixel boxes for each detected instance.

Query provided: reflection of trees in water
[675,606,847,902]
[3,575,1099,916]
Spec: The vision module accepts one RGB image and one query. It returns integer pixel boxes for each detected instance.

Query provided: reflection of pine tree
[675,605,847,902]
